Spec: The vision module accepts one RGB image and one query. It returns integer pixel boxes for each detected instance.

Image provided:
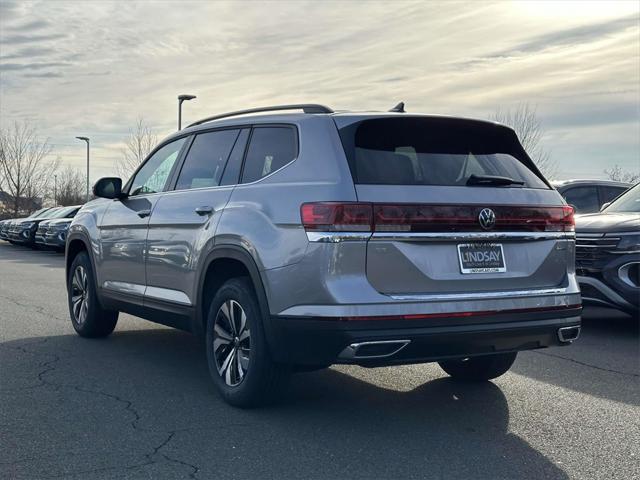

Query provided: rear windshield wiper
[466,174,525,186]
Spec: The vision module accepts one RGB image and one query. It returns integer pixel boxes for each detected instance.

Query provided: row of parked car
[0,205,81,251]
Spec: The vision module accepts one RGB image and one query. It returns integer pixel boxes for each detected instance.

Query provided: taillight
[560,205,575,232]
[300,203,575,232]
[300,202,372,231]
[374,205,477,232]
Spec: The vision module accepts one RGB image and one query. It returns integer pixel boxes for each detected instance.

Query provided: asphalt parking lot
[0,242,638,480]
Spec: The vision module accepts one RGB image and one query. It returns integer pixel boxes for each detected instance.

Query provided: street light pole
[178,94,196,130]
[54,175,57,206]
[75,136,90,202]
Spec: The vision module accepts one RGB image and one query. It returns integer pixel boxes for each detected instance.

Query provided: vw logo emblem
[478,208,496,230]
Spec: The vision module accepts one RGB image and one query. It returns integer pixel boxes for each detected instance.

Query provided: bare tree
[604,164,639,184]
[117,118,157,178]
[0,121,59,216]
[491,103,557,178]
[55,165,86,206]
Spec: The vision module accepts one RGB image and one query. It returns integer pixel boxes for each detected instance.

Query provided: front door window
[129,138,187,196]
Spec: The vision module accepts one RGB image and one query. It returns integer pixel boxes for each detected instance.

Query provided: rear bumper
[267,307,582,366]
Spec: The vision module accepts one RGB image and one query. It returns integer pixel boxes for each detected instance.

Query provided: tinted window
[51,206,79,218]
[175,130,240,190]
[563,186,599,213]
[241,127,297,183]
[221,129,250,186]
[30,208,51,218]
[600,186,627,205]
[130,138,186,196]
[605,184,640,213]
[39,208,60,218]
[339,117,548,188]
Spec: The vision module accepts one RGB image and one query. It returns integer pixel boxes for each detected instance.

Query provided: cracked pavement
[0,242,639,479]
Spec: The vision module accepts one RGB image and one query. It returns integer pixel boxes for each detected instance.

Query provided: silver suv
[65,104,582,407]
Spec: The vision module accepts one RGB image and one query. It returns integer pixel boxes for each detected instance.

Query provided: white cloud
[0,0,638,181]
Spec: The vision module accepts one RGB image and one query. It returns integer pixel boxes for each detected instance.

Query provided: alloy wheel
[71,265,89,325]
[213,299,251,386]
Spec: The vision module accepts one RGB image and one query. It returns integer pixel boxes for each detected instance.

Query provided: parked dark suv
[575,183,639,315]
[7,207,59,247]
[552,179,630,215]
[65,104,581,407]
[35,205,82,251]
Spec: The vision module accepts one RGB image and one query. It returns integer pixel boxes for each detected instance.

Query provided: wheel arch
[196,245,273,342]
[65,235,94,285]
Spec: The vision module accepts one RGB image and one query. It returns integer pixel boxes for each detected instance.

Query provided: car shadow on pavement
[0,241,65,269]
[1,329,568,479]
[512,308,639,406]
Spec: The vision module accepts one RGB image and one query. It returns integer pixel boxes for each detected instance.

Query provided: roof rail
[186,104,334,128]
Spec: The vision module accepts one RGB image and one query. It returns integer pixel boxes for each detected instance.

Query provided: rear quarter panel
[214,116,356,307]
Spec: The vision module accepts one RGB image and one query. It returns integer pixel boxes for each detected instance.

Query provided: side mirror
[600,202,611,212]
[93,177,124,199]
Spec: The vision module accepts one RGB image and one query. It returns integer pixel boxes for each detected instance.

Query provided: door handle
[137,209,151,218]
[195,206,214,216]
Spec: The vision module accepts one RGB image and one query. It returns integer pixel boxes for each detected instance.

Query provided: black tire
[438,352,517,381]
[205,277,290,408]
[67,251,118,338]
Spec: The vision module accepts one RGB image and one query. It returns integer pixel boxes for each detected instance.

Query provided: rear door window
[220,129,250,186]
[563,186,599,213]
[338,117,548,188]
[241,127,297,183]
[600,185,627,205]
[175,129,240,190]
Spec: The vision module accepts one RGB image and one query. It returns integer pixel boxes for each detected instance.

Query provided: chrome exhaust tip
[558,326,581,343]
[339,340,411,360]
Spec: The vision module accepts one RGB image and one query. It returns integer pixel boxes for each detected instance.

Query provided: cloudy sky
[1,0,638,182]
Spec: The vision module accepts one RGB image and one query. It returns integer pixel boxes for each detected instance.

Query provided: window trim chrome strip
[388,287,571,302]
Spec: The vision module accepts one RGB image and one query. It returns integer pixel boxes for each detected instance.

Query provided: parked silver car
[65,104,581,407]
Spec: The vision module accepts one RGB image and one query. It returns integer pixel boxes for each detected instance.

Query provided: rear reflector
[301,203,575,233]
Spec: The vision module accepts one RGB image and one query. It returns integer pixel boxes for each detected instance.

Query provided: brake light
[300,202,372,231]
[300,203,575,232]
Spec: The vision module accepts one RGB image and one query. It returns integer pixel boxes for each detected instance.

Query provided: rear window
[563,186,599,213]
[241,127,297,183]
[600,185,627,204]
[338,117,548,189]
